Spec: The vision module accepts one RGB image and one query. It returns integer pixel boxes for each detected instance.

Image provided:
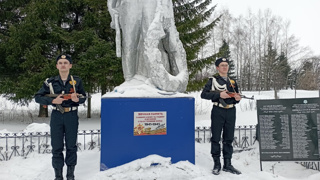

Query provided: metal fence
[1,126,258,161]
[299,162,320,171]
[1,126,319,172]
[195,125,258,150]
[0,130,101,161]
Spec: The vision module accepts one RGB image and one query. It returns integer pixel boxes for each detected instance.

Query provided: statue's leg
[141,0,188,92]
[119,1,142,80]
[126,0,158,78]
[141,0,157,34]
[142,1,171,73]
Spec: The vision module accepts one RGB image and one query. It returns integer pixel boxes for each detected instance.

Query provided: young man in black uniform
[35,55,86,180]
[201,57,242,175]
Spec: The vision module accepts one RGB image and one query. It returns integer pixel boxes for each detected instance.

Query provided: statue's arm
[107,0,122,57]
[107,0,118,29]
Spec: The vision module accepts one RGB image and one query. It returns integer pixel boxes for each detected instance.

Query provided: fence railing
[1,126,257,161]
[195,125,258,150]
[0,130,101,161]
[1,126,319,172]
[299,162,320,171]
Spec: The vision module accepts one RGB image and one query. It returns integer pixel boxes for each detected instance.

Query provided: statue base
[100,97,195,170]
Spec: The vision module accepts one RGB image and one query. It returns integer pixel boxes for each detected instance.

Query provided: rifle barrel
[240,95,254,100]
[209,90,254,100]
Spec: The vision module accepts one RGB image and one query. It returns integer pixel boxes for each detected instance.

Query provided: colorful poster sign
[134,111,167,136]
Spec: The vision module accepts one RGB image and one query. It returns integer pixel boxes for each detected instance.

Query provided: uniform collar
[54,75,59,81]
[213,73,228,79]
[54,74,71,84]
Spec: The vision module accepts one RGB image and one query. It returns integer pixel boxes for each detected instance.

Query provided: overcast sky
[213,0,320,55]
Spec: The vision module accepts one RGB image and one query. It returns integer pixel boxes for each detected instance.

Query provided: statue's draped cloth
[108,0,188,92]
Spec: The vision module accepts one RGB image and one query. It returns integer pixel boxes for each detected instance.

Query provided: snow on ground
[1,89,320,179]
[1,142,320,180]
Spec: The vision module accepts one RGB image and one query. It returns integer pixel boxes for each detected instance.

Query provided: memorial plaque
[257,98,320,161]
[134,111,167,136]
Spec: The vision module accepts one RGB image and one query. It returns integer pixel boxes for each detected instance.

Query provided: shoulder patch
[44,77,55,86]
[48,77,55,81]
[45,77,55,83]
[53,75,60,81]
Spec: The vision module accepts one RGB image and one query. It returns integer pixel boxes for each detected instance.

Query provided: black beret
[215,57,229,66]
[56,54,72,64]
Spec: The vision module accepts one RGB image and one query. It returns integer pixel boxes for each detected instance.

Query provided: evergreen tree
[0,0,56,104]
[274,52,290,89]
[228,59,236,79]
[261,41,277,90]
[0,0,31,81]
[288,69,298,89]
[0,0,122,118]
[219,40,236,79]
[297,60,318,90]
[260,42,291,97]
[0,0,121,107]
[63,0,123,95]
[173,0,222,91]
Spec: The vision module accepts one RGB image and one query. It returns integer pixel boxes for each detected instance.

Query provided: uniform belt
[53,106,77,112]
[213,102,234,109]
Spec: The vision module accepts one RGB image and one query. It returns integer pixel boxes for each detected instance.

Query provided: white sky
[213,0,320,55]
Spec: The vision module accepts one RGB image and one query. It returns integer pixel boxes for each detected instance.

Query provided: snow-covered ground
[1,89,320,180]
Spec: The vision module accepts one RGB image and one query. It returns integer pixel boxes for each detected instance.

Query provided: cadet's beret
[56,54,72,64]
[215,57,229,66]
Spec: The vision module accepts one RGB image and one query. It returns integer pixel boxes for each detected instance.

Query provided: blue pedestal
[100,97,195,170]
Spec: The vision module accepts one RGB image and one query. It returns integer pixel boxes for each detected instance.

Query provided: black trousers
[50,110,79,169]
[210,105,236,159]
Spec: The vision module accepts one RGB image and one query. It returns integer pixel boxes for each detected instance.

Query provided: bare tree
[208,7,315,91]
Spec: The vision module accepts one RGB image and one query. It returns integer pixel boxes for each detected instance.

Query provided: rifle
[44,94,90,99]
[226,92,254,100]
[210,90,254,107]
[43,94,90,114]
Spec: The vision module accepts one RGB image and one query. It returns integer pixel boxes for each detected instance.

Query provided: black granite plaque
[257,98,320,161]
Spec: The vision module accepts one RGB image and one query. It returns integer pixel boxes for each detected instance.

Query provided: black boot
[54,168,63,180]
[212,157,221,175]
[222,158,241,175]
[66,166,75,180]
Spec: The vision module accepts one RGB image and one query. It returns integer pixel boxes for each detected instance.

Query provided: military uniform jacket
[201,73,240,105]
[35,75,86,107]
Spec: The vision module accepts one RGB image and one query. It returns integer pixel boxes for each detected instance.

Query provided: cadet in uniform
[35,55,86,180]
[201,57,242,175]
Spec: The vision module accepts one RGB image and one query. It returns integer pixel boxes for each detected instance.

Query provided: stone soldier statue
[108,0,189,92]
